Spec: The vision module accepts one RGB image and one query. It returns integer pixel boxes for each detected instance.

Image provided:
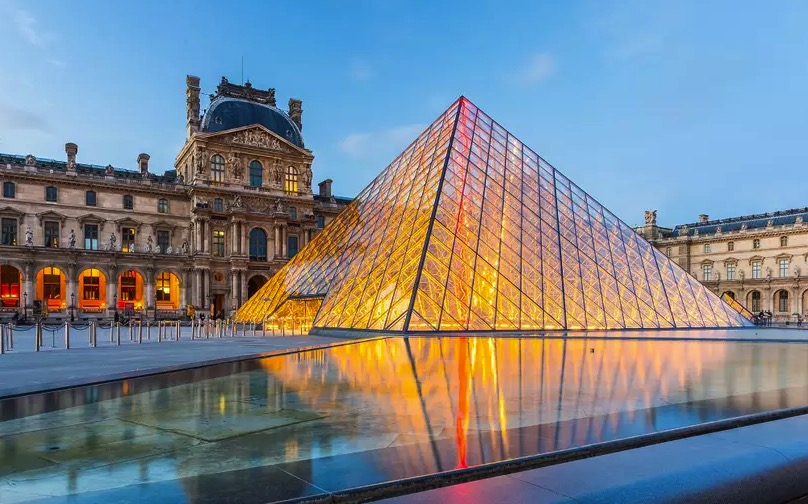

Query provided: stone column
[180,269,189,309]
[231,270,239,309]
[24,261,33,318]
[274,226,280,258]
[145,267,155,315]
[107,268,118,316]
[67,262,77,314]
[240,271,248,304]
[231,221,238,257]
[281,226,287,258]
[202,220,209,254]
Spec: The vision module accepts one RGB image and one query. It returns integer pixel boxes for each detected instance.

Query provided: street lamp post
[70,292,75,322]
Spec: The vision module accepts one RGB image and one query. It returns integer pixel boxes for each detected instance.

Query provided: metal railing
[0,319,283,355]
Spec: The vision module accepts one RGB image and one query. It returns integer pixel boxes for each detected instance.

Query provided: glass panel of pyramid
[237,97,751,332]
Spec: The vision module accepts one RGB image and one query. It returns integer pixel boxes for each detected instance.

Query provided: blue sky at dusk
[1,0,807,227]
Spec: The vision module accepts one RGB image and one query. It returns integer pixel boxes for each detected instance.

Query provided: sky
[1,0,807,228]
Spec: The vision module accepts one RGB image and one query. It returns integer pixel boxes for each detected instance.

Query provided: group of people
[754,310,774,326]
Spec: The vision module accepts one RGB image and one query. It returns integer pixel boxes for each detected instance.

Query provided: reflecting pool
[1,336,808,503]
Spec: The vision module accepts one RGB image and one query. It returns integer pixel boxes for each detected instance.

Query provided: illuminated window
[778,290,789,312]
[249,160,263,187]
[285,166,298,194]
[123,194,133,210]
[751,260,761,279]
[287,235,299,258]
[702,264,712,281]
[0,265,20,303]
[45,186,57,202]
[780,236,788,247]
[726,263,735,280]
[121,227,136,252]
[44,221,59,248]
[214,198,223,213]
[120,270,137,301]
[84,224,98,250]
[213,229,225,257]
[157,230,170,253]
[779,258,789,277]
[42,267,62,300]
[157,198,169,213]
[210,155,224,183]
[727,241,734,252]
[1,218,17,246]
[703,244,711,254]
[82,269,101,301]
[85,191,96,206]
[751,291,761,312]
[156,272,172,301]
[753,239,760,249]
[249,228,267,261]
[3,182,15,198]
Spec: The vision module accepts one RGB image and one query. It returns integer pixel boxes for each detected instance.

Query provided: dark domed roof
[201,97,304,148]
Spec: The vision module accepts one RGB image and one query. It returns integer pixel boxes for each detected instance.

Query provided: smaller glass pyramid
[237,97,751,332]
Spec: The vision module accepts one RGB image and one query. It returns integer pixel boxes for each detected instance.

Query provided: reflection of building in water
[2,338,808,501]
[259,338,808,469]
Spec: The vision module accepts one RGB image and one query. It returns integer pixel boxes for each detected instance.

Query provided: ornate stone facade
[638,208,808,322]
[0,75,350,321]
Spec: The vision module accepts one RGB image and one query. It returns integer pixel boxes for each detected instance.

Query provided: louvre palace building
[0,75,350,321]
[638,208,808,323]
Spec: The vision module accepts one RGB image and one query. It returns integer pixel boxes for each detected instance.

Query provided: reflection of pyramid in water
[237,97,750,331]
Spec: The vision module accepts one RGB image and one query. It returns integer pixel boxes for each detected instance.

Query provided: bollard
[157,322,162,342]
[128,322,133,342]
[190,319,195,340]
[138,320,143,344]
[0,325,5,354]
[262,321,266,337]
[65,321,70,350]
[35,322,41,352]
[147,321,151,340]
[116,322,121,346]
[91,321,97,348]
[8,323,13,350]
[177,320,182,341]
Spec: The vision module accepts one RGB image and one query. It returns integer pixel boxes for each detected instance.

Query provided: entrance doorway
[213,293,225,318]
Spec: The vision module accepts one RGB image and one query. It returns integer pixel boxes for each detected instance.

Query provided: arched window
[780,236,788,247]
[249,160,263,187]
[82,268,102,301]
[249,228,267,261]
[751,291,761,312]
[158,198,169,213]
[285,166,298,195]
[778,290,789,313]
[210,154,224,183]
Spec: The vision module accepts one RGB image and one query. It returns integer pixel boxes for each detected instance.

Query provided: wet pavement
[1,333,808,503]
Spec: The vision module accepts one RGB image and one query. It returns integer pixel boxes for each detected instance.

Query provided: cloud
[338,124,425,159]
[516,53,556,85]
[0,103,51,133]
[349,60,375,82]
[12,8,48,48]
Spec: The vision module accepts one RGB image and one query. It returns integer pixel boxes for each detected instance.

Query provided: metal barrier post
[65,321,70,349]
[34,322,40,352]
[128,321,133,342]
[147,321,151,340]
[116,322,121,346]
[190,319,195,340]
[177,320,181,340]
[1,324,5,354]
[91,321,97,347]
[8,323,13,349]
[138,320,143,344]
[158,321,162,342]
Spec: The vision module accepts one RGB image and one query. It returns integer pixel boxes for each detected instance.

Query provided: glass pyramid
[237,97,751,332]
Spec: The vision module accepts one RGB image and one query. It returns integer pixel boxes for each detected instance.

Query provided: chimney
[318,179,332,199]
[137,153,150,176]
[698,214,709,223]
[288,98,303,131]
[186,75,201,139]
[65,142,78,171]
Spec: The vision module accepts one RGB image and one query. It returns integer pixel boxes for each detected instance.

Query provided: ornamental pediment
[203,125,308,156]
[36,210,67,224]
[0,206,25,218]
[115,217,142,231]
[78,213,106,225]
